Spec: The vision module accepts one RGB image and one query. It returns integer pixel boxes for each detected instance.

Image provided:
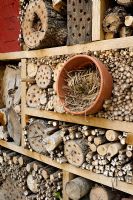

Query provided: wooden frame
[92,0,110,41]
[0,37,133,199]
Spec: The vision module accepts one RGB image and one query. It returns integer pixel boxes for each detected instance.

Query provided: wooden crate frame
[0,37,133,199]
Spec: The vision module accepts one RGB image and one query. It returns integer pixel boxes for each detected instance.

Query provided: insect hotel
[0,0,133,199]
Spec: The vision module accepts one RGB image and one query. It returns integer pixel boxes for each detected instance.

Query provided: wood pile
[0,63,21,145]
[103,2,133,39]
[20,0,67,50]
[25,46,133,122]
[0,147,63,200]
[25,58,65,113]
[65,177,130,200]
[25,118,133,185]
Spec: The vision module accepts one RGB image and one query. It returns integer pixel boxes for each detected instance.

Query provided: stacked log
[103,5,133,39]
[65,177,129,200]
[25,117,133,185]
[0,63,21,145]
[0,147,63,200]
[25,46,133,122]
[25,58,65,113]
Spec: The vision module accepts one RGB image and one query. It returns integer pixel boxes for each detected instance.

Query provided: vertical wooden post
[21,59,27,147]
[92,0,110,41]
[63,171,75,200]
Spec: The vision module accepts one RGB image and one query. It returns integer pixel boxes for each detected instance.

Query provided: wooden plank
[0,36,133,60]
[0,140,133,195]
[25,107,133,133]
[63,171,75,200]
[67,0,92,45]
[92,0,109,41]
[21,59,27,147]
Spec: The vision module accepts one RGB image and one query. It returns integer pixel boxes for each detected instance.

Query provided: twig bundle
[64,65,100,112]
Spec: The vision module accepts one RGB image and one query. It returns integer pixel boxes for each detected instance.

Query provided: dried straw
[64,65,100,112]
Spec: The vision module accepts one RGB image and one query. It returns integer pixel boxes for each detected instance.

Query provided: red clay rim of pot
[56,55,113,115]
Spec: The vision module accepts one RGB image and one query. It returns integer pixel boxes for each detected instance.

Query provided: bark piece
[7,107,21,146]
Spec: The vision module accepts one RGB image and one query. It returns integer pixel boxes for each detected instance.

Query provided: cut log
[27,120,48,153]
[43,130,65,152]
[53,95,65,113]
[89,185,116,200]
[107,143,123,158]
[35,65,52,89]
[105,32,115,40]
[97,143,110,156]
[105,130,119,142]
[26,84,42,108]
[52,0,67,14]
[125,16,133,27]
[40,91,48,106]
[22,0,67,49]
[7,107,21,146]
[64,139,88,167]
[65,177,91,200]
[27,62,38,78]
[119,26,133,37]
[53,63,64,82]
[89,143,97,152]
[27,174,38,193]
[94,136,106,146]
[117,0,133,6]
[126,133,133,145]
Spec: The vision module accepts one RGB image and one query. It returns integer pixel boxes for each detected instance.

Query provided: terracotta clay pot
[56,55,113,115]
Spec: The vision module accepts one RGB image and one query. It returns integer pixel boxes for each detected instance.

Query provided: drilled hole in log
[80,9,83,13]
[73,8,76,12]
[87,17,90,21]
[80,18,82,21]
[32,13,42,32]
[72,1,75,6]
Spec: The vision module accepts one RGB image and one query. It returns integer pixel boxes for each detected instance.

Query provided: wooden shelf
[25,107,133,133]
[0,140,133,195]
[0,37,133,60]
